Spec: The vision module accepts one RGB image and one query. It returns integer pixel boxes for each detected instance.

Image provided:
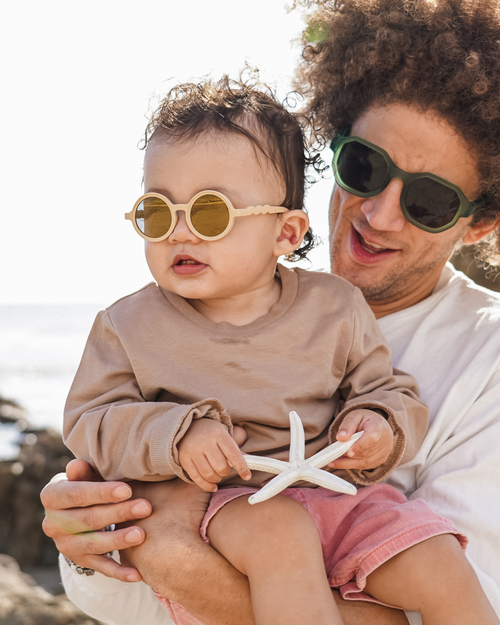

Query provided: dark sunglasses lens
[405,178,460,230]
[337,142,389,194]
[191,194,230,237]
[136,197,172,238]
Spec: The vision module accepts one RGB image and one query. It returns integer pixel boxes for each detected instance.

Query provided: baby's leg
[364,534,500,625]
[207,494,342,625]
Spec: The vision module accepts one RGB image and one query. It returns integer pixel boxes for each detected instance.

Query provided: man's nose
[359,178,406,232]
[168,210,200,243]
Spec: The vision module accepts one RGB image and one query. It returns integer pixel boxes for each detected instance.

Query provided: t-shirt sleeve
[63,310,232,482]
[328,288,429,485]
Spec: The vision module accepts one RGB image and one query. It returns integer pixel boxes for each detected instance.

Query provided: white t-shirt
[61,264,500,624]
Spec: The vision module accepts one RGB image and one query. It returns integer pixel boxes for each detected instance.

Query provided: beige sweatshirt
[63,265,428,488]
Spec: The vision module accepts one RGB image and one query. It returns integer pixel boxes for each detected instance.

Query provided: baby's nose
[168,211,200,243]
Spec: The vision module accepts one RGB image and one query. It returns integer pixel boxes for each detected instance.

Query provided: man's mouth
[349,226,399,263]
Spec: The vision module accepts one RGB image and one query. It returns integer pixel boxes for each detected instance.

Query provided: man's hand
[41,459,152,582]
[178,419,251,491]
[330,409,394,470]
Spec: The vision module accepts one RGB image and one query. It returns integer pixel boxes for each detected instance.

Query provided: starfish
[243,411,363,505]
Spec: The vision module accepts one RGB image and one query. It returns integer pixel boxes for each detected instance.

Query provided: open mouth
[172,255,207,275]
[350,226,399,263]
[176,259,200,265]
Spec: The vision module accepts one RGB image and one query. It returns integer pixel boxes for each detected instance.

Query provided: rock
[0,553,101,625]
[0,399,74,567]
[0,399,27,426]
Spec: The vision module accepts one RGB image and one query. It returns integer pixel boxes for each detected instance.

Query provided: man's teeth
[360,239,385,253]
[179,259,197,264]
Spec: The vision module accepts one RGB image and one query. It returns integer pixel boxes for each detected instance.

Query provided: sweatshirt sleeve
[328,288,429,485]
[63,310,233,482]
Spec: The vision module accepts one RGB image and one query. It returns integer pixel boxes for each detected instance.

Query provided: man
[41,1,500,624]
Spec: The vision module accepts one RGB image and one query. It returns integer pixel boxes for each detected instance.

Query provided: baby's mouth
[172,255,207,275]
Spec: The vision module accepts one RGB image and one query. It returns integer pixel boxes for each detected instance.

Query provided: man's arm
[42,461,411,625]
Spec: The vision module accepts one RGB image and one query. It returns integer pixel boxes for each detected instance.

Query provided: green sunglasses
[330,128,483,233]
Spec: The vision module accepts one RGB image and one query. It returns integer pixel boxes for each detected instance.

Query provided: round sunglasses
[125,191,287,242]
[330,130,483,233]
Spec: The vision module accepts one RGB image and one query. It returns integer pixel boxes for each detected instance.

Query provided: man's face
[329,104,481,310]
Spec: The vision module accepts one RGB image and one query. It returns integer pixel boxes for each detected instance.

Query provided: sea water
[0,304,103,458]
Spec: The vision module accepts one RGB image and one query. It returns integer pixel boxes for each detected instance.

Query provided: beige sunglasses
[125,191,287,242]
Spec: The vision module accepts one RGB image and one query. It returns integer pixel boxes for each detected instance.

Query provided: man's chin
[332,257,408,302]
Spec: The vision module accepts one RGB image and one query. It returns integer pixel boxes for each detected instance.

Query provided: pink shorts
[156,483,466,625]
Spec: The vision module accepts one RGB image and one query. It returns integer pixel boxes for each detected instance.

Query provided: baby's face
[142,132,286,303]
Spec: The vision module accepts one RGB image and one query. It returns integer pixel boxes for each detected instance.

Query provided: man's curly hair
[141,75,320,260]
[294,0,500,264]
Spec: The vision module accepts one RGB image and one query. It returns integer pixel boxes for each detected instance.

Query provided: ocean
[0,304,104,459]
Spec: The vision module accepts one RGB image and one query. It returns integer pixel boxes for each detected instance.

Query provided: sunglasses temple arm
[236,205,288,217]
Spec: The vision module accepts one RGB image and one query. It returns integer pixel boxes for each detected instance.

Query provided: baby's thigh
[207,494,322,576]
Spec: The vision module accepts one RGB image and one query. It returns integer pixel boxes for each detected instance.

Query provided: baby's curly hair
[294,0,500,264]
[141,74,321,261]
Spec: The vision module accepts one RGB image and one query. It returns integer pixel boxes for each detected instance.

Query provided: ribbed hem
[329,400,406,485]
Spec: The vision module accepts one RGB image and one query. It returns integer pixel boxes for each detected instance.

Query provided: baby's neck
[187,276,281,326]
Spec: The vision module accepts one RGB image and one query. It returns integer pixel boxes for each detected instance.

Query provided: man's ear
[274,210,310,257]
[462,215,500,245]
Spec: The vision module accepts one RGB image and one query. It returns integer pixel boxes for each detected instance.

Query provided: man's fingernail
[125,528,142,543]
[132,501,151,516]
[348,450,355,457]
[113,485,132,500]
[126,573,139,582]
[338,430,347,438]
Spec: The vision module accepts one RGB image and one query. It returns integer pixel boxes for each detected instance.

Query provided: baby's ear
[274,210,310,257]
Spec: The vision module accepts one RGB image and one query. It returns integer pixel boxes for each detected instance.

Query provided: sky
[0,0,333,305]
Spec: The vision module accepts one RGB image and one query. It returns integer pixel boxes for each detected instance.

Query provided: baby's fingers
[218,437,252,481]
[182,458,219,493]
[336,411,365,441]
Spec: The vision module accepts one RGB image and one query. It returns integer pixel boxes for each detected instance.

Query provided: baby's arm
[178,419,251,491]
[329,288,429,482]
[63,309,233,482]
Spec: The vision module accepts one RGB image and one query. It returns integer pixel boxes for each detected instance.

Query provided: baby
[63,77,498,625]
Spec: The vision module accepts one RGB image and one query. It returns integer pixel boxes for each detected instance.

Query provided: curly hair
[141,74,321,260]
[294,0,500,264]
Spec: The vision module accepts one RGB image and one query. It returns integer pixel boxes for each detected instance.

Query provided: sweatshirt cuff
[150,398,232,483]
[328,401,407,485]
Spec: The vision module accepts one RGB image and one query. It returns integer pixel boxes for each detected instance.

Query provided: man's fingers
[71,553,143,583]
[55,525,145,560]
[41,478,134,511]
[42,498,152,537]
[65,459,101,482]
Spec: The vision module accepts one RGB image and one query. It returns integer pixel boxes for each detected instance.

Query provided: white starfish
[243,411,363,505]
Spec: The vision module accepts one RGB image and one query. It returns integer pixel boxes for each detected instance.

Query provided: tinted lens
[191,194,230,237]
[337,141,389,194]
[405,178,460,230]
[135,197,172,238]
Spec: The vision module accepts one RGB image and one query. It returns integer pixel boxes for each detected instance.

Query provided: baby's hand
[178,418,251,492]
[328,409,393,471]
